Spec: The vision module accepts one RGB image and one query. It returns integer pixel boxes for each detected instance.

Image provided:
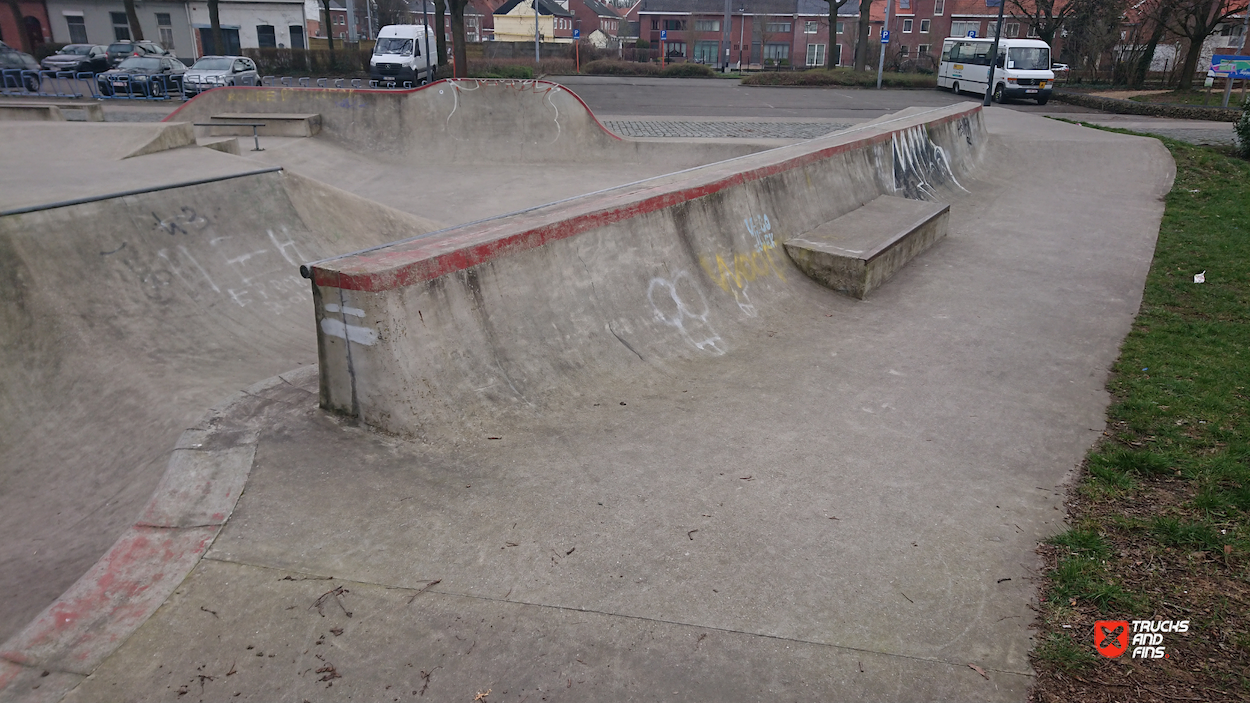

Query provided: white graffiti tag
[647,271,725,355]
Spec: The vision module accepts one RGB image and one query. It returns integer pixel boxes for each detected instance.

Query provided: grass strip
[1030,128,1250,700]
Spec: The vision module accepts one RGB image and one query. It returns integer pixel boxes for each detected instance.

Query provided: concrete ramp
[0,170,438,642]
[166,80,770,166]
[306,103,984,438]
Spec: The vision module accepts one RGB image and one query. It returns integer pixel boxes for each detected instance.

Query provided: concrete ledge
[205,112,322,137]
[0,104,64,121]
[784,195,949,299]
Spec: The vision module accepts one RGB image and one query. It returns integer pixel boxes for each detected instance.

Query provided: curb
[1052,91,1242,122]
[0,367,317,703]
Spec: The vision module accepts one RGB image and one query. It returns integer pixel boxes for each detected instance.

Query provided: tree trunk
[451,0,468,78]
[4,0,31,53]
[825,0,846,68]
[435,0,448,65]
[208,0,224,55]
[1176,35,1203,90]
[321,0,336,64]
[123,0,144,41]
[1131,13,1169,88]
[854,0,873,71]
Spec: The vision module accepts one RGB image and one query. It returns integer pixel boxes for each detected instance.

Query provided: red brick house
[2,0,52,53]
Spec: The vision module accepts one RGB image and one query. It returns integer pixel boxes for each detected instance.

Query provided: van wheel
[1036,96,1049,106]
[993,83,1005,103]
[951,81,960,96]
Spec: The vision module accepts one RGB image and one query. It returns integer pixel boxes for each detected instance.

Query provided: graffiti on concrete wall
[697,212,787,317]
[648,270,725,355]
[891,125,968,201]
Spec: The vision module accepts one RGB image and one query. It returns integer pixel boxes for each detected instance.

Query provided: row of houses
[3,0,1245,73]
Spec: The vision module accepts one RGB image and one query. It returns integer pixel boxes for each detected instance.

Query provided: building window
[832,42,842,64]
[805,42,825,65]
[934,0,944,15]
[290,24,305,48]
[1027,24,1040,37]
[902,18,913,32]
[899,44,909,56]
[918,43,929,54]
[950,20,979,37]
[694,40,718,62]
[836,21,844,34]
[111,12,130,41]
[804,20,818,33]
[1006,22,1019,37]
[763,42,788,62]
[662,19,686,31]
[695,19,720,32]
[664,40,686,56]
[257,24,276,47]
[920,18,930,33]
[157,13,174,50]
[765,22,791,33]
[65,15,88,44]
[198,27,240,54]
[899,0,909,9]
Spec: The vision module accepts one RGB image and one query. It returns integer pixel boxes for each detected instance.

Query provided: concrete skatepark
[0,80,1175,701]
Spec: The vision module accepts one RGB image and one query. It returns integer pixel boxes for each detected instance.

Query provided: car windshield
[60,45,92,55]
[117,57,161,70]
[374,37,415,55]
[108,43,133,53]
[192,58,234,70]
[1007,47,1049,71]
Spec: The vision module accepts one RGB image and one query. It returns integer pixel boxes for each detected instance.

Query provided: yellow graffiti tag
[698,240,787,293]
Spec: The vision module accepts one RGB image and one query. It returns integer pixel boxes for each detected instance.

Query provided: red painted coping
[311,105,981,293]
[163,78,622,141]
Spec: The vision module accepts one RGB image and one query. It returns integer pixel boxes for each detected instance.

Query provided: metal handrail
[194,121,267,151]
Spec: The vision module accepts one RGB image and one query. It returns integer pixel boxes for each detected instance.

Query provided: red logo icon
[1095,620,1129,658]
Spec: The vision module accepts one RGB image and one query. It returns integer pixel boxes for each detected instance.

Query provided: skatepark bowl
[0,79,1174,701]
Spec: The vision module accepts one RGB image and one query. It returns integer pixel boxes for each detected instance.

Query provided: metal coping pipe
[0,167,283,218]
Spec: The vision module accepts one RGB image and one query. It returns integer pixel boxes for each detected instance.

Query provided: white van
[937,37,1054,105]
[371,25,437,87]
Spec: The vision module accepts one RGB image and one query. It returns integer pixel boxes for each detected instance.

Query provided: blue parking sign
[573,29,580,39]
[660,29,667,40]
[966,30,977,37]
[880,29,890,43]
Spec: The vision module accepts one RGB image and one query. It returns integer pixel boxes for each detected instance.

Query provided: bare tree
[449,0,469,77]
[826,0,849,68]
[208,0,224,54]
[435,0,448,64]
[1008,0,1073,45]
[854,0,873,70]
[1061,0,1125,79]
[321,0,337,60]
[1119,0,1179,87]
[4,0,31,53]
[124,0,145,41]
[1166,0,1248,88]
[375,0,410,27]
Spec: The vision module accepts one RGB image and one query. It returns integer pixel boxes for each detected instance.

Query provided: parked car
[106,40,171,67]
[97,55,187,96]
[41,44,110,74]
[182,55,259,96]
[0,48,41,92]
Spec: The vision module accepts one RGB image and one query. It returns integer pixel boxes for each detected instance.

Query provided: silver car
[182,55,259,96]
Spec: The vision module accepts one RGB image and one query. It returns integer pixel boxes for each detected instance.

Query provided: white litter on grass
[1194,271,1206,283]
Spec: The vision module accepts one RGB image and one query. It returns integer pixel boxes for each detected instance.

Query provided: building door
[289,25,305,49]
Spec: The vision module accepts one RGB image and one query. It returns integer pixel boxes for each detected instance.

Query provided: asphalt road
[552,74,1088,119]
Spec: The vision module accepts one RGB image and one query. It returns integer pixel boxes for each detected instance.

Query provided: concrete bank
[305,103,985,439]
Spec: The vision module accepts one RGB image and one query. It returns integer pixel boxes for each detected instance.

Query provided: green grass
[1035,632,1099,672]
[1129,89,1249,108]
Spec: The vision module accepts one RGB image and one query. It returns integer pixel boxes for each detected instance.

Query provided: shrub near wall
[583,59,660,76]
[1053,91,1241,122]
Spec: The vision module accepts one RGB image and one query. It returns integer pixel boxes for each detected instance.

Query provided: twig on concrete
[406,579,442,605]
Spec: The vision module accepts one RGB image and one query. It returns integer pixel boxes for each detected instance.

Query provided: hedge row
[741,68,937,88]
[582,60,717,78]
[1052,91,1241,122]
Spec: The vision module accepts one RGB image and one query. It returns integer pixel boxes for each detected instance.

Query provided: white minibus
[936,37,1054,105]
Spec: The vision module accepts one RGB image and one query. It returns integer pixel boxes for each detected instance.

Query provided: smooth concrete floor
[60,110,1175,702]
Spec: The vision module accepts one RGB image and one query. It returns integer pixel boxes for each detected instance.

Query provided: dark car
[98,55,186,97]
[105,40,171,66]
[0,48,41,92]
[41,44,110,74]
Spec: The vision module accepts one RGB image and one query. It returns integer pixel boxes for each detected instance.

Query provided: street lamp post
[738,8,746,69]
[535,0,541,64]
[982,0,1007,106]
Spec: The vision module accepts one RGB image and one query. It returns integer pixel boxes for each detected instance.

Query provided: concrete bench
[0,101,104,121]
[784,195,949,299]
[204,113,322,137]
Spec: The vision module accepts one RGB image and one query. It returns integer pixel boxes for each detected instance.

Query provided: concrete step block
[784,195,949,299]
